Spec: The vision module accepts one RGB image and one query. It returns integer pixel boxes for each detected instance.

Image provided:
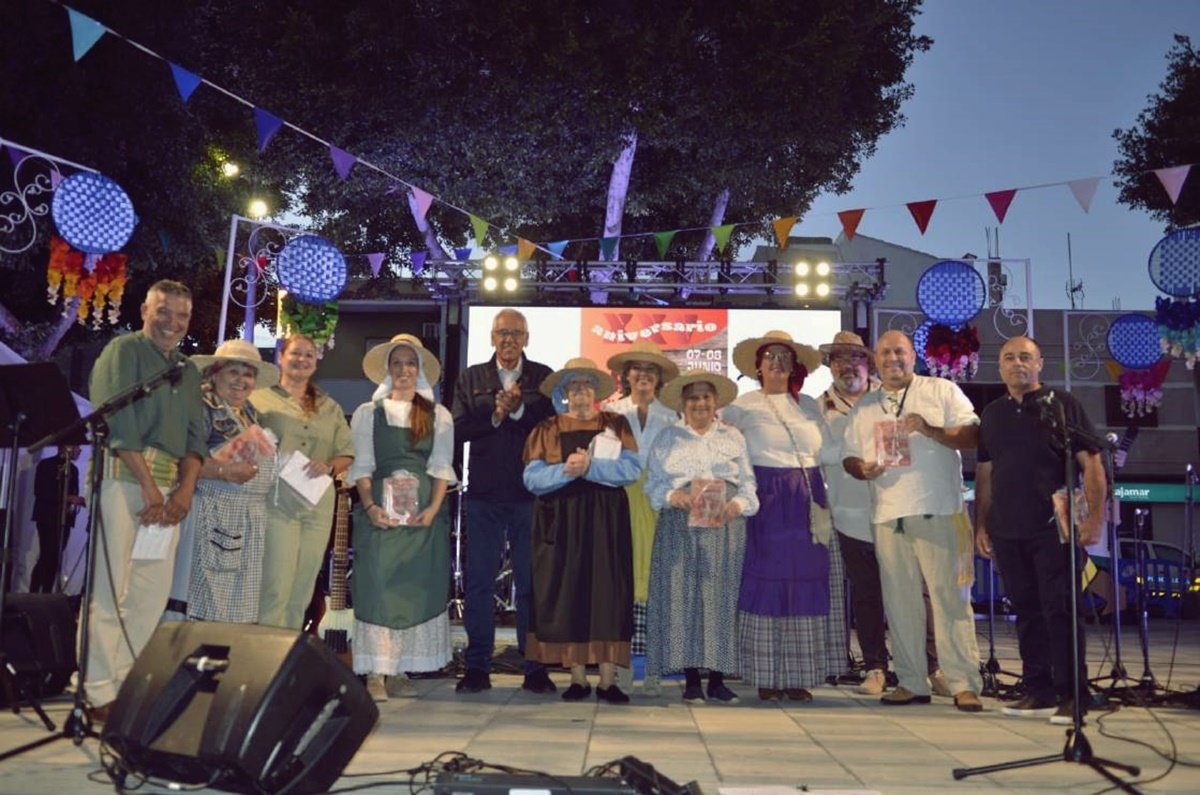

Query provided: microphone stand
[954,395,1141,792]
[0,360,186,762]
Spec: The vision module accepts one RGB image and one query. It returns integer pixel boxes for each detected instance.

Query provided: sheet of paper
[278,450,334,506]
[588,428,623,461]
[131,523,175,561]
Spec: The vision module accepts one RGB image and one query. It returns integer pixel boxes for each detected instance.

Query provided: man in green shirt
[84,279,207,721]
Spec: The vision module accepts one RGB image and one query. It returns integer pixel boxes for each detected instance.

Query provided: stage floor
[3,618,1200,794]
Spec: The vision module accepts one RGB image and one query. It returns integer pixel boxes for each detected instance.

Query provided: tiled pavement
[2,620,1199,794]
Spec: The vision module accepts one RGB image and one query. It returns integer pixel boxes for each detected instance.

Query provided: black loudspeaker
[0,592,76,705]
[101,621,378,794]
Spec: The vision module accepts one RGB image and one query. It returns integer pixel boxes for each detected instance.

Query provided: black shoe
[522,669,557,694]
[1001,695,1057,718]
[683,684,706,704]
[706,684,740,704]
[1050,700,1088,725]
[596,685,630,704]
[562,682,592,701]
[455,669,492,693]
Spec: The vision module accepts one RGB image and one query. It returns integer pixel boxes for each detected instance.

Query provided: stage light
[480,254,519,293]
[793,259,832,301]
[795,283,811,298]
[482,275,498,292]
[483,255,499,273]
[503,276,518,292]
[247,198,269,219]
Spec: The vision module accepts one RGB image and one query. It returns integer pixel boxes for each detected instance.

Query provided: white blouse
[721,390,835,469]
[348,398,457,484]
[645,420,759,516]
[603,395,678,469]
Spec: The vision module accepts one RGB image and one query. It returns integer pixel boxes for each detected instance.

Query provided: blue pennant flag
[255,108,284,152]
[169,63,202,103]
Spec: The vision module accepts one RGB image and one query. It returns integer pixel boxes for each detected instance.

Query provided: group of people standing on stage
[73,282,1102,725]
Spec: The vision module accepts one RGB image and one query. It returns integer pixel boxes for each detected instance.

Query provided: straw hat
[539,357,617,400]
[605,340,680,382]
[731,330,822,378]
[818,330,873,361]
[191,339,280,389]
[658,369,738,411]
[362,333,441,385]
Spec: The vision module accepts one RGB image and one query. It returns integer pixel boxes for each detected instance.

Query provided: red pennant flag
[906,200,937,235]
[985,189,1017,224]
[837,209,865,241]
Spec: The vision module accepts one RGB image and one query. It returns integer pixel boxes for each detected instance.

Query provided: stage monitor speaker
[0,592,76,705]
[101,621,378,794]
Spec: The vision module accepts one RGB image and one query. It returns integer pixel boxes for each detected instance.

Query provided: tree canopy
[1113,34,1200,229]
[1,0,930,354]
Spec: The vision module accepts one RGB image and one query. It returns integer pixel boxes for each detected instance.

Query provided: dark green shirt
[89,331,207,466]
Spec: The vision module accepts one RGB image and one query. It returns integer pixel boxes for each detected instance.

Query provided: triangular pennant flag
[711,223,735,253]
[255,108,284,152]
[411,186,435,220]
[67,9,106,62]
[169,63,202,103]
[985,189,1018,224]
[454,246,473,261]
[157,230,171,252]
[1067,177,1101,213]
[654,230,677,259]
[5,144,29,170]
[1154,165,1191,205]
[411,250,427,275]
[837,209,865,241]
[330,145,357,181]
[498,244,518,256]
[517,238,537,261]
[771,216,796,249]
[547,241,569,260]
[906,200,937,235]
[599,236,618,261]
[470,214,489,246]
[366,252,385,276]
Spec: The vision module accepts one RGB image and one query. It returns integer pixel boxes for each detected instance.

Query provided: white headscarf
[371,342,436,403]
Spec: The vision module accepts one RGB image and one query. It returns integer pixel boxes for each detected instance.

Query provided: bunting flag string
[45,4,1199,263]
[366,252,385,276]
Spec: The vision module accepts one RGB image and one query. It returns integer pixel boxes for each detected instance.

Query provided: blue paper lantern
[1147,228,1200,299]
[51,172,138,254]
[912,319,934,374]
[276,234,347,304]
[1106,313,1161,370]
[916,260,986,326]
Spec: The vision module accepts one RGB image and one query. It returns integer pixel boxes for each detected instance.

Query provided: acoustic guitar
[316,482,354,668]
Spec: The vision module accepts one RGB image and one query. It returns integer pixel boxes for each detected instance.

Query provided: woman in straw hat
[176,339,281,623]
[523,358,641,703]
[644,369,757,704]
[722,330,843,702]
[603,341,680,694]
[348,334,456,701]
[252,334,354,630]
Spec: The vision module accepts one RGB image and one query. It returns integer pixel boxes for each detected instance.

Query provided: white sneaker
[366,673,388,702]
[928,670,954,698]
[386,675,417,698]
[857,669,887,695]
[641,674,661,697]
[617,666,634,692]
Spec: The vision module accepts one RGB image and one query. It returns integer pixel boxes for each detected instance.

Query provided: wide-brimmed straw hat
[818,330,873,362]
[362,333,441,385]
[191,339,280,388]
[658,369,738,411]
[605,340,680,382]
[731,330,822,378]
[539,357,617,400]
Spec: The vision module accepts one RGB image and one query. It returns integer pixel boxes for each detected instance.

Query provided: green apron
[351,401,450,629]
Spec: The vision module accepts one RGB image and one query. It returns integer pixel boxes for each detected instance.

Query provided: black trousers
[990,532,1087,703]
[839,530,939,674]
[29,520,70,594]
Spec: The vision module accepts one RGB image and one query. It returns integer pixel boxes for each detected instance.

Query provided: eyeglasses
[627,364,661,375]
[493,328,527,340]
[761,350,794,362]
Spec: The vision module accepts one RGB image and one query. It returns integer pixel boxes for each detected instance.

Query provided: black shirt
[977,386,1100,540]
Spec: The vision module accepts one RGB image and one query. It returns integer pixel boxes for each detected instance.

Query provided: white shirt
[492,357,525,425]
[841,374,977,524]
[820,381,878,543]
[646,420,759,516]
[722,390,834,469]
[348,398,457,484]
[604,395,677,469]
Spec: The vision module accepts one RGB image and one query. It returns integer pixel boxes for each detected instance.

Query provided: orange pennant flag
[837,209,865,241]
[772,216,796,249]
[906,200,937,235]
[517,238,537,261]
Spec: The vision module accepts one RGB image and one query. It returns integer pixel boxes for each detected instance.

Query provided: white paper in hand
[588,428,623,461]
[278,450,334,506]
[132,523,175,560]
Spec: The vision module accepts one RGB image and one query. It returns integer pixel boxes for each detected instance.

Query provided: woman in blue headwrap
[522,357,641,704]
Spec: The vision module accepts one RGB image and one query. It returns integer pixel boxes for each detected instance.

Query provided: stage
[2,619,1199,794]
